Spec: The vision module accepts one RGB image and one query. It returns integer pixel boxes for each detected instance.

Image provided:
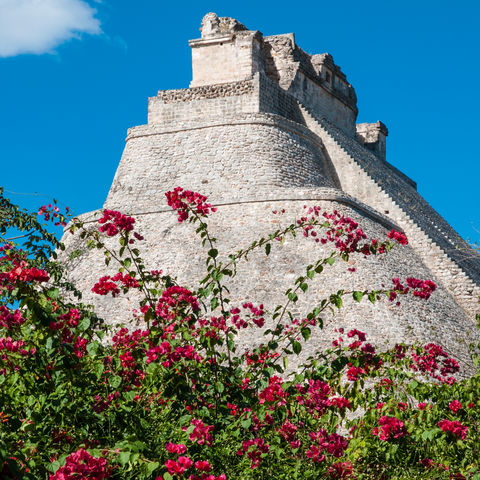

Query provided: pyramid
[60,13,480,366]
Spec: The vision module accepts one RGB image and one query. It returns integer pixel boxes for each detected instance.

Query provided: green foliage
[0,188,479,480]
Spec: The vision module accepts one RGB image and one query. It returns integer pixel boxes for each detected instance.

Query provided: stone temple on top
[60,13,480,366]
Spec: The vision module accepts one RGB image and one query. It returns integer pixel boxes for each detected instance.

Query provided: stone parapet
[156,79,255,104]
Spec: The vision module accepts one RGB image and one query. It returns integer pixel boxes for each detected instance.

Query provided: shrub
[1,186,479,480]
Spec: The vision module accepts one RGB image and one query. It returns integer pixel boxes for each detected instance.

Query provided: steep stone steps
[297,102,480,319]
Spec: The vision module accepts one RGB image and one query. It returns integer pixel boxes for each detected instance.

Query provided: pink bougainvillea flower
[438,419,468,439]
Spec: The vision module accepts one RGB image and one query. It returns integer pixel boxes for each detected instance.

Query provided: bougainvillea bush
[1,185,480,480]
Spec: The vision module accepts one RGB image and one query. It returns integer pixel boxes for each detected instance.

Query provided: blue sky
[1,0,479,244]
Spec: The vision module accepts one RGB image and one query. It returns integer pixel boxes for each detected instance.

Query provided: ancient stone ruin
[60,13,480,366]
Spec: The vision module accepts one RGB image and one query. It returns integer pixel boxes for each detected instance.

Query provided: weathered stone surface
[59,13,480,369]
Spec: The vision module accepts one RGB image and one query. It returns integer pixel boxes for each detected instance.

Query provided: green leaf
[306,269,315,280]
[145,462,160,475]
[288,292,298,302]
[368,292,376,304]
[265,243,271,255]
[47,460,61,473]
[78,318,91,332]
[283,356,289,371]
[164,473,173,480]
[86,342,98,357]
[292,341,302,355]
[408,380,419,391]
[123,258,132,268]
[241,417,252,429]
[330,294,343,309]
[210,297,219,311]
[48,288,60,300]
[118,452,130,466]
[352,291,364,302]
[421,428,440,441]
[326,257,335,266]
[299,283,308,293]
[301,327,311,341]
[208,248,218,259]
[109,375,122,389]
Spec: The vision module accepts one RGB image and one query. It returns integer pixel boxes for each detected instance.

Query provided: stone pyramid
[60,13,480,366]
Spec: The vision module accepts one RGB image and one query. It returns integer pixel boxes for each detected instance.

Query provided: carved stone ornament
[201,12,220,38]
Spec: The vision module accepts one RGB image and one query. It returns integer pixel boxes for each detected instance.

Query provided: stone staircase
[298,102,480,319]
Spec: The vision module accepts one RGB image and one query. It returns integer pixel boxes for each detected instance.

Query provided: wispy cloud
[0,0,101,58]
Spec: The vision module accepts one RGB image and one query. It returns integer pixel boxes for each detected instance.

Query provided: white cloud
[0,0,101,57]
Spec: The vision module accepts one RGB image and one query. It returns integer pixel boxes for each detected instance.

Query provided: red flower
[194,461,212,472]
[448,400,462,413]
[438,419,468,439]
[165,443,187,454]
[49,449,111,479]
[166,187,217,223]
[187,419,213,446]
[98,210,135,236]
[328,461,354,479]
[372,416,407,441]
[165,457,193,475]
[387,229,408,245]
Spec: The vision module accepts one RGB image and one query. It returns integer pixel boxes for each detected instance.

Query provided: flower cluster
[49,449,111,480]
[98,209,135,237]
[237,438,270,468]
[186,418,214,446]
[295,379,330,415]
[390,277,437,301]
[166,187,217,223]
[0,260,49,290]
[328,461,355,479]
[277,421,299,447]
[449,400,462,413]
[230,302,265,329]
[38,203,68,227]
[0,306,25,330]
[372,416,407,441]
[155,286,200,325]
[411,343,459,383]
[164,456,193,475]
[162,448,225,480]
[387,229,408,245]
[92,273,140,297]
[110,328,149,387]
[166,443,187,454]
[259,376,288,407]
[306,430,349,462]
[438,419,468,439]
[298,209,367,251]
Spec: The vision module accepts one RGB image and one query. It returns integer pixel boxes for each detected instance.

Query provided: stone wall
[105,112,340,211]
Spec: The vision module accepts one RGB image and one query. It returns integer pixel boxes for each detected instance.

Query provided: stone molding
[156,78,255,103]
